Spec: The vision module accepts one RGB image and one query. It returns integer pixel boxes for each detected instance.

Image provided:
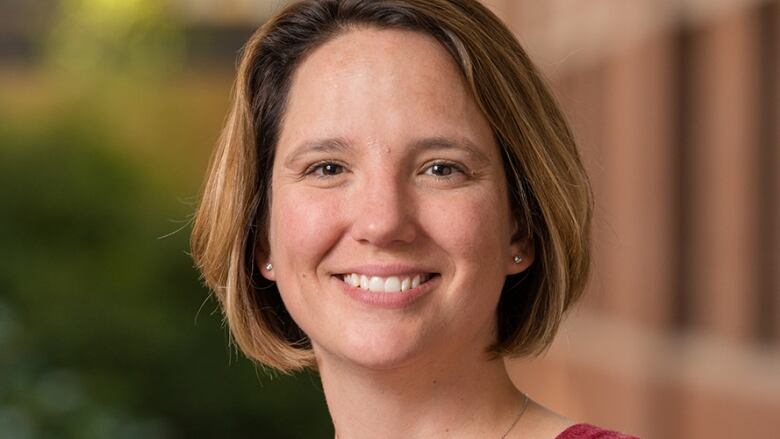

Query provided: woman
[191,0,638,437]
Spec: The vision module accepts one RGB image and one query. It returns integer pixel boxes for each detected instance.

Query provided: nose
[348,173,417,247]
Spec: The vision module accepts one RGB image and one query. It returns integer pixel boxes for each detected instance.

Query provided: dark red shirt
[555,423,639,439]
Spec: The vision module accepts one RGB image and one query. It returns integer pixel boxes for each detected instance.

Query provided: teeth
[384,277,401,293]
[368,276,384,292]
[343,274,361,288]
[340,273,431,293]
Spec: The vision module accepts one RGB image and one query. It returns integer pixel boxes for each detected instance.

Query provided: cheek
[424,189,510,263]
[267,187,344,335]
[422,188,510,328]
[270,188,343,267]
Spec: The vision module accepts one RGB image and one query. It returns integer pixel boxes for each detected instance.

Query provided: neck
[317,344,525,439]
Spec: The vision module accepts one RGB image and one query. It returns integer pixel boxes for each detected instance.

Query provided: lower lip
[334,275,439,309]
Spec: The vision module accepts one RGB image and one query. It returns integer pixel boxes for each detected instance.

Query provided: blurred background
[0,0,776,438]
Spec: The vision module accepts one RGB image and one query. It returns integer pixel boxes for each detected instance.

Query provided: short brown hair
[191,0,593,373]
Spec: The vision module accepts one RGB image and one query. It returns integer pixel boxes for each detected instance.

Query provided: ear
[506,220,534,275]
[255,247,276,282]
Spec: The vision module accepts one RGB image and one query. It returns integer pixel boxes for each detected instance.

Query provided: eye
[306,161,345,178]
[424,161,464,179]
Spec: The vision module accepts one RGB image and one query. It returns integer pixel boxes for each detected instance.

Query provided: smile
[339,273,435,293]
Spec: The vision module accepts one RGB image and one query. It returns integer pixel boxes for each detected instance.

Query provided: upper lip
[332,264,439,277]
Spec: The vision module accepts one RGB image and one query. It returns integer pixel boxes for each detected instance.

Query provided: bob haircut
[191,0,593,373]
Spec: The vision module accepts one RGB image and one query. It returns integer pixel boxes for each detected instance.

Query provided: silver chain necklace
[334,392,529,439]
[501,392,529,438]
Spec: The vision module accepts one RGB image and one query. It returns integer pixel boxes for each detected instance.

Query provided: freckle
[432,379,437,385]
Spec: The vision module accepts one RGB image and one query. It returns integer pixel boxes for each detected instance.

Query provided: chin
[315,329,431,371]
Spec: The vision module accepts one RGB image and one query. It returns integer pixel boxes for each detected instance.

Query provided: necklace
[501,392,529,438]
[334,393,529,439]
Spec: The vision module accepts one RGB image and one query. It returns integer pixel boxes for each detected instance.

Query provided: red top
[555,423,639,439]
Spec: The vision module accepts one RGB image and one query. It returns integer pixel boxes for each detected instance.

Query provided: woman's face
[263,28,531,369]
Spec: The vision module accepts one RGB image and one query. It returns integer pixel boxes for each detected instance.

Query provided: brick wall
[483,1,780,437]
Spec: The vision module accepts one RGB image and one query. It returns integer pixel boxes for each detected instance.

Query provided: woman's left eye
[424,162,465,179]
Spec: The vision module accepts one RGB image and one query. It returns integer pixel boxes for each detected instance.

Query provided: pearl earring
[264,262,273,271]
[512,255,522,264]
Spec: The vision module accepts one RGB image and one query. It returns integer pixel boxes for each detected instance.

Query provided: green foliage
[45,0,185,86]
[2,1,332,435]
[0,108,332,438]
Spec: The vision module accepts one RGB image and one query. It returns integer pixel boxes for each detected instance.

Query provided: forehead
[277,27,495,156]
[297,27,459,88]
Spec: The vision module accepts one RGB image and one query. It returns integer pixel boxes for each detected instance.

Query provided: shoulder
[554,423,640,439]
[518,399,639,439]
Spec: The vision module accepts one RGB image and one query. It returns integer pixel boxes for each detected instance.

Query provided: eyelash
[423,161,466,180]
[304,161,347,178]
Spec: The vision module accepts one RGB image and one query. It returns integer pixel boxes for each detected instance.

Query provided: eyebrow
[284,137,354,167]
[410,136,492,166]
[284,135,492,166]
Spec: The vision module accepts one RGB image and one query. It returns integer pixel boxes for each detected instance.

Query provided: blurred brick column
[595,34,677,328]
[685,10,762,343]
